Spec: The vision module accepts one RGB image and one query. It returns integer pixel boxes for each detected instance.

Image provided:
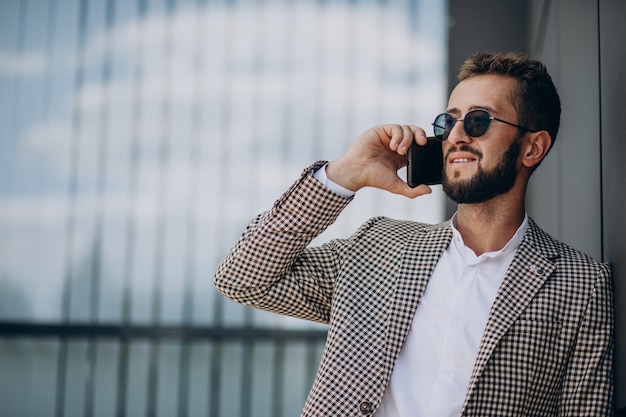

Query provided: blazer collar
[383,222,453,371]
[462,217,559,410]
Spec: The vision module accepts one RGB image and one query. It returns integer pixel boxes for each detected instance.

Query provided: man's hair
[458,51,561,149]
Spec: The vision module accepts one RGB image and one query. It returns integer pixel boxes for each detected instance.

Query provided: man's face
[441,74,524,204]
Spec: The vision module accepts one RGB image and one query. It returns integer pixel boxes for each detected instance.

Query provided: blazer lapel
[462,219,559,408]
[383,222,453,371]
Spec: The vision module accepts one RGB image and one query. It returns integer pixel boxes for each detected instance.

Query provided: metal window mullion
[117,0,150,415]
[309,1,325,162]
[83,1,118,416]
[145,0,177,414]
[56,1,91,416]
[33,0,58,315]
[2,0,28,196]
[271,340,286,417]
[17,10,61,414]
[278,0,294,161]
[175,0,210,412]
[304,339,321,405]
[209,0,235,415]
[342,0,356,145]
[238,0,269,415]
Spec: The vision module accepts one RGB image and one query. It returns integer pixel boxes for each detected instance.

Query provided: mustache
[445,144,483,160]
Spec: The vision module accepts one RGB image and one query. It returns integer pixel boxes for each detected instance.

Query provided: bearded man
[214,51,614,416]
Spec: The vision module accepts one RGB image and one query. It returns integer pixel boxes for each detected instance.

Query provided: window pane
[0,0,447,416]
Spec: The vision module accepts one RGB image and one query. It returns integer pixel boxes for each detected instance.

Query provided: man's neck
[454,200,526,256]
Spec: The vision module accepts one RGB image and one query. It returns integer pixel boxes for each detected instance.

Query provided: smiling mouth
[446,145,482,166]
[450,157,478,165]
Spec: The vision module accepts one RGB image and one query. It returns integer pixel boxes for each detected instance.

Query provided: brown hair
[458,51,561,148]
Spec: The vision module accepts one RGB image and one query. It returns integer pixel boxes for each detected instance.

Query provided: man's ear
[522,130,552,169]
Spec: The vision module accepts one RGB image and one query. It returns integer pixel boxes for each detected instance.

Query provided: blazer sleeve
[213,162,355,323]
[561,262,614,416]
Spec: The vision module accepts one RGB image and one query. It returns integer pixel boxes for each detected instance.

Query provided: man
[214,52,614,416]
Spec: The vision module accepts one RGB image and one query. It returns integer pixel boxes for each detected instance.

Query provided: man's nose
[446,119,471,145]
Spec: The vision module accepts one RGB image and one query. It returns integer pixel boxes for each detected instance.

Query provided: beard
[442,140,522,204]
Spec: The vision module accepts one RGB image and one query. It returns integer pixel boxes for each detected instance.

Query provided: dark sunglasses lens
[464,110,491,137]
[433,113,453,140]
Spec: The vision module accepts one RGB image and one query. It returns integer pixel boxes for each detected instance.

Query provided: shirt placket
[427,257,478,417]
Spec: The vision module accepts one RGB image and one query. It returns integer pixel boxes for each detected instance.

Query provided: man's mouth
[446,145,481,166]
[451,158,475,164]
[448,155,479,165]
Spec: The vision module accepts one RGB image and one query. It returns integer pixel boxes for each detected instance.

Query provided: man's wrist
[313,164,356,199]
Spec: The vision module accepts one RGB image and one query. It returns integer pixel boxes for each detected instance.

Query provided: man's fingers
[397,125,414,155]
[410,125,429,146]
[387,124,427,155]
[386,125,404,151]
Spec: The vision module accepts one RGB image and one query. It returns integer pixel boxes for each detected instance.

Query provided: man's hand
[325,124,433,198]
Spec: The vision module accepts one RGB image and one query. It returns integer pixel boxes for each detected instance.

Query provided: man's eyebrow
[445,105,497,115]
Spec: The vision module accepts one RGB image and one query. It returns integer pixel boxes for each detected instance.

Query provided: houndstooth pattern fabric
[214,162,614,416]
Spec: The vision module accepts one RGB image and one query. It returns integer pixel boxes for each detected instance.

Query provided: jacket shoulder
[526,218,611,275]
[354,216,450,238]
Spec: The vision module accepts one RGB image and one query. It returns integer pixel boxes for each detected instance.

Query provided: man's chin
[445,164,475,178]
[442,174,517,204]
[442,176,476,194]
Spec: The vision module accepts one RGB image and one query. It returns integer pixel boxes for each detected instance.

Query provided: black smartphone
[406,137,443,187]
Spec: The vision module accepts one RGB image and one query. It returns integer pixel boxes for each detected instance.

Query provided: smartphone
[406,137,443,187]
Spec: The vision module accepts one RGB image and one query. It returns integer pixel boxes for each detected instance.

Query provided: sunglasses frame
[432,108,537,141]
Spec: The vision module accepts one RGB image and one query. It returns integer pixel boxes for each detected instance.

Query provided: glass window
[0,0,446,415]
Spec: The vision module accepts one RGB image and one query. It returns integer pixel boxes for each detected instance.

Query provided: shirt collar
[450,212,529,260]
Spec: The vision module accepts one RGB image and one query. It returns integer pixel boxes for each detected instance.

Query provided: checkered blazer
[214,162,614,416]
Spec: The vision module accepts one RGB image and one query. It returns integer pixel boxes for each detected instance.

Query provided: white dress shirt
[314,165,528,417]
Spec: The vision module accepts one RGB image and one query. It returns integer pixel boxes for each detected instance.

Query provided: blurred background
[0,0,446,416]
[1,0,625,416]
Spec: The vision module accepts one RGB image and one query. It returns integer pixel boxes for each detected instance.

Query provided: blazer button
[359,401,373,414]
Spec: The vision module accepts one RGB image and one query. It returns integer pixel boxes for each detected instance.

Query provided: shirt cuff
[313,164,356,199]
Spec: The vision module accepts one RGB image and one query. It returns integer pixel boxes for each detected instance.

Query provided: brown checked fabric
[214,162,614,416]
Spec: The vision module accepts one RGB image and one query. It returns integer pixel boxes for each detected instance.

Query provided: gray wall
[528,0,626,410]
[599,0,626,411]
[448,0,625,411]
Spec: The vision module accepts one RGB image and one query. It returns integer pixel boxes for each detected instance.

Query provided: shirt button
[536,267,545,276]
[359,401,374,414]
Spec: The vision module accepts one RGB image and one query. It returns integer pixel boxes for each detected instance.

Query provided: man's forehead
[447,74,518,114]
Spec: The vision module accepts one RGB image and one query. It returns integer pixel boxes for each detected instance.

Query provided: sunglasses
[432,108,536,141]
